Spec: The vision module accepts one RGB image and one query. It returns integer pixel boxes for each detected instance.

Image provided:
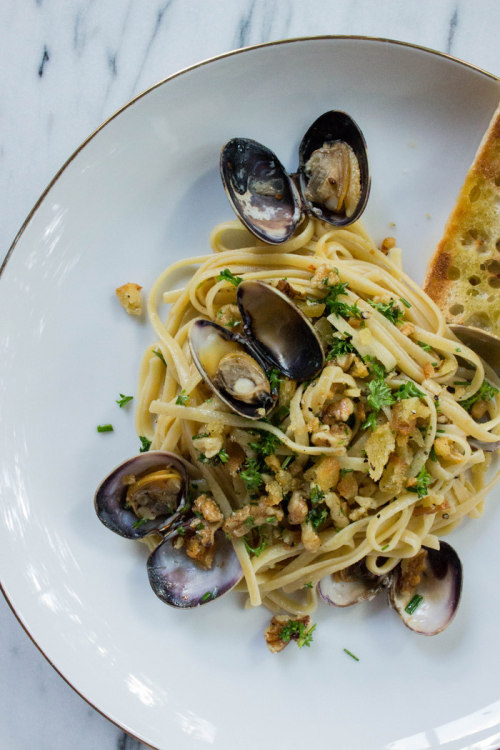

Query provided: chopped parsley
[417,341,432,352]
[192,432,210,441]
[132,517,149,530]
[367,377,394,412]
[404,593,423,615]
[249,430,282,458]
[139,436,151,452]
[310,485,325,505]
[408,466,432,499]
[362,412,378,431]
[217,268,242,287]
[279,620,316,648]
[175,390,189,406]
[399,297,411,309]
[198,449,228,465]
[303,582,313,589]
[240,457,263,491]
[225,318,240,328]
[458,380,499,411]
[340,468,354,477]
[326,334,356,361]
[281,455,294,469]
[306,505,329,531]
[393,381,425,400]
[429,445,438,462]
[116,393,133,408]
[97,424,114,432]
[153,349,166,366]
[200,588,218,603]
[267,368,283,391]
[368,298,404,325]
[243,527,269,557]
[322,281,363,320]
[343,648,360,661]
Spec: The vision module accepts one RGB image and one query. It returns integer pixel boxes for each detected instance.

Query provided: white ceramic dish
[1,38,499,750]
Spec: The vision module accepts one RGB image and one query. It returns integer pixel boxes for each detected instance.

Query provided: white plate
[1,38,499,750]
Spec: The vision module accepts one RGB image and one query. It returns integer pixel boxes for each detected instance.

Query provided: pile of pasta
[135,217,500,616]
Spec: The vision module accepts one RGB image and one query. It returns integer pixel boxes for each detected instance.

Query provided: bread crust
[423,102,500,334]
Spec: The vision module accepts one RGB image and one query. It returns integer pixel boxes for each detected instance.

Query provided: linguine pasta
[135,216,500,620]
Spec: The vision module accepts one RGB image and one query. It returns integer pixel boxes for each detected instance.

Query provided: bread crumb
[116,283,143,316]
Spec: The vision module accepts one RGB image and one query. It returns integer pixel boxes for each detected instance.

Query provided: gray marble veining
[0,1,499,748]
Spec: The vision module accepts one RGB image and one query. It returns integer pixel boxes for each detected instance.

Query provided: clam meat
[189,279,325,419]
[95,451,188,539]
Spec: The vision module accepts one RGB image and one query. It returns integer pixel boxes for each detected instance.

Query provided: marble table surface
[0,1,498,748]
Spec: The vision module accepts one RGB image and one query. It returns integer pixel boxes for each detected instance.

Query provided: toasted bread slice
[423,102,500,333]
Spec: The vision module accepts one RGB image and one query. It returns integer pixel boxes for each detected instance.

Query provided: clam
[318,561,389,607]
[95,451,243,607]
[189,280,325,419]
[318,542,462,635]
[389,542,462,635]
[147,529,243,608]
[220,110,370,244]
[95,451,188,539]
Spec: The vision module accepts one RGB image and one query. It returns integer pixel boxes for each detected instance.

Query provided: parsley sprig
[322,281,363,320]
[368,298,404,325]
[326,334,356,361]
[408,466,432,498]
[458,380,498,411]
[217,268,243,287]
[279,620,316,648]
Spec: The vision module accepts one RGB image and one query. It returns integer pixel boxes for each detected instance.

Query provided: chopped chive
[404,593,423,615]
[399,297,411,308]
[417,341,432,352]
[343,648,359,661]
[455,347,461,353]
[381,544,389,551]
[192,433,210,441]
[281,455,294,469]
[97,424,114,432]
[303,582,313,589]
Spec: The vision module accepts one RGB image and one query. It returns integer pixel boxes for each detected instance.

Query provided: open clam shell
[189,319,275,419]
[147,529,243,607]
[95,451,188,539]
[389,542,462,635]
[298,110,370,227]
[318,562,388,606]
[220,137,303,244]
[237,280,325,380]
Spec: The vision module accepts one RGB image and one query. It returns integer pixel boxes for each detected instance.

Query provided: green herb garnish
[458,380,499,411]
[153,349,166,366]
[408,466,432,498]
[343,648,360,661]
[340,468,354,477]
[279,620,316,648]
[201,588,218,603]
[267,368,283,390]
[399,297,411,309]
[116,394,133,408]
[139,436,151,452]
[326,335,356,361]
[249,430,282,458]
[306,505,329,531]
[175,390,189,406]
[97,424,114,432]
[310,485,325,504]
[393,381,425,401]
[240,458,263,491]
[404,593,423,615]
[417,341,432,352]
[217,268,242,287]
[192,432,210,441]
[368,298,404,325]
[132,517,149,529]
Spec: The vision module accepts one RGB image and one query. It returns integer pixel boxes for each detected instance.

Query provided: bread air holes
[468,275,481,287]
[486,259,500,274]
[447,265,460,280]
[449,303,464,316]
[465,312,491,330]
[488,276,500,288]
[462,227,489,252]
[468,184,481,202]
